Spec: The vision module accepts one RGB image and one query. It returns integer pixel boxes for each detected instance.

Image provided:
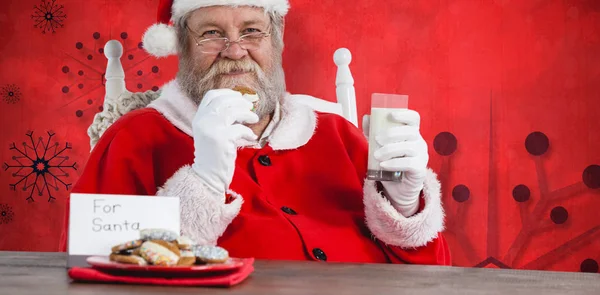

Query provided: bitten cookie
[139,228,178,242]
[139,241,180,266]
[109,253,147,266]
[193,245,229,264]
[175,236,194,250]
[233,86,259,111]
[111,240,143,254]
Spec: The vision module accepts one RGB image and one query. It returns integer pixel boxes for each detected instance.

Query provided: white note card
[68,193,180,256]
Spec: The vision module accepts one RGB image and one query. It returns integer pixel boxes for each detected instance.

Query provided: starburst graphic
[31,0,67,34]
[0,204,15,224]
[3,131,77,202]
[60,31,161,118]
[438,93,600,273]
[1,84,21,104]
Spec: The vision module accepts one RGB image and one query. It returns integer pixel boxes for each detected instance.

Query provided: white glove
[191,89,259,195]
[363,109,428,217]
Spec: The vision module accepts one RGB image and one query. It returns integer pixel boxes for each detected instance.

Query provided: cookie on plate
[109,253,147,266]
[175,236,194,250]
[150,239,181,257]
[139,241,180,266]
[131,247,142,256]
[192,245,229,264]
[139,228,178,242]
[111,240,143,254]
[177,250,196,266]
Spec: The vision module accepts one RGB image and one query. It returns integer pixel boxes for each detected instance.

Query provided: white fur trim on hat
[171,0,290,22]
[142,23,178,58]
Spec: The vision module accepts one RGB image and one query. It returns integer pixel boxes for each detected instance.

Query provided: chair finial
[334,48,352,67]
[104,40,123,59]
[334,48,357,127]
[104,40,126,103]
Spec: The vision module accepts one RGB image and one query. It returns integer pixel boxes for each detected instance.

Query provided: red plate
[86,256,246,277]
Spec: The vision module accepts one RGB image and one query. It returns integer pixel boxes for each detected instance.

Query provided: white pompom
[142,23,178,58]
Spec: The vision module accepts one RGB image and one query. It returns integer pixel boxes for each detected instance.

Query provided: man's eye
[202,30,221,37]
[243,28,261,34]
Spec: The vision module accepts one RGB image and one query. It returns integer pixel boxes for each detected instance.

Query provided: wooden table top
[1,251,598,295]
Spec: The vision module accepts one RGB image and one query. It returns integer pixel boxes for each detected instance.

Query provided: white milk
[367,107,405,182]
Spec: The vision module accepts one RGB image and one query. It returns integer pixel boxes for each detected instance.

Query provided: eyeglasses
[187,25,271,54]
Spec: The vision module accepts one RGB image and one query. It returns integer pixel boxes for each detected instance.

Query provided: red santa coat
[60,80,450,265]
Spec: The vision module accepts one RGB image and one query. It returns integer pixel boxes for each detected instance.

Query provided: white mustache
[208,59,263,77]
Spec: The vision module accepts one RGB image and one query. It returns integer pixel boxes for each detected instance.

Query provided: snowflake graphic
[60,31,161,118]
[3,131,77,202]
[1,84,21,104]
[0,204,14,224]
[31,0,67,34]
[437,93,600,273]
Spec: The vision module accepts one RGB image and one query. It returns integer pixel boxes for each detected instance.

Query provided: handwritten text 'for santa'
[67,193,181,257]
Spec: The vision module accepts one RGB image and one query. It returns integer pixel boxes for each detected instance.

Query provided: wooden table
[0,251,598,295]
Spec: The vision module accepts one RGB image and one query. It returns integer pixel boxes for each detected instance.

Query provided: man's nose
[220,42,248,60]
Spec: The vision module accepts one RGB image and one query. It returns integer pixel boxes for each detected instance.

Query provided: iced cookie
[109,253,147,266]
[150,239,181,257]
[176,236,194,250]
[139,228,178,242]
[193,245,229,264]
[177,250,196,266]
[233,86,259,111]
[139,241,180,266]
[111,240,143,254]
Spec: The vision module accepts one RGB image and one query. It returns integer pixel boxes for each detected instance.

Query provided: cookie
[192,245,229,264]
[175,236,194,250]
[132,247,142,256]
[177,250,196,266]
[109,253,147,266]
[180,249,194,257]
[150,239,181,257]
[111,240,143,254]
[232,86,256,95]
[233,86,259,110]
[139,228,178,242]
[139,241,180,266]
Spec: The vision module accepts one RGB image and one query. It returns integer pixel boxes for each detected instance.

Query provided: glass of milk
[367,93,409,182]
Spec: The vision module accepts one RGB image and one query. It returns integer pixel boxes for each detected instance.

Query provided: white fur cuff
[156,165,243,245]
[363,168,445,248]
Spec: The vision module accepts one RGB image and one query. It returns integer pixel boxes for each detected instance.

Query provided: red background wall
[0,0,599,273]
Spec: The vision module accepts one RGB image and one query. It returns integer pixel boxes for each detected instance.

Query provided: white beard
[177,57,286,120]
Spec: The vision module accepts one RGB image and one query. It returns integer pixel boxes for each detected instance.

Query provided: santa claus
[60,0,450,265]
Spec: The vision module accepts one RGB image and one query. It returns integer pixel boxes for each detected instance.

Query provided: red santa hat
[142,0,290,58]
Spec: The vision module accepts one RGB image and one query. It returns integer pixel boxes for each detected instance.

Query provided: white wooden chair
[88,40,358,150]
